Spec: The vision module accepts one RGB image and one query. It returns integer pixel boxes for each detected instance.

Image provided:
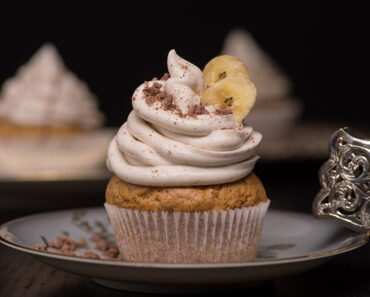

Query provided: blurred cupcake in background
[0,44,113,174]
[222,29,302,139]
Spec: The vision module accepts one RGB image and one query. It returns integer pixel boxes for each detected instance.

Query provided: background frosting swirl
[0,44,104,129]
[107,50,261,186]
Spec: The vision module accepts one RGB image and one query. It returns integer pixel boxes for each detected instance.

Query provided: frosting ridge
[107,50,261,186]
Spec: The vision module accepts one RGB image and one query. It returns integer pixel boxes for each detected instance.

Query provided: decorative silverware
[313,128,370,233]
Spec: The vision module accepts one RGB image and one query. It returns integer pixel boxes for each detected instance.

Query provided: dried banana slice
[203,55,250,86]
[202,77,256,123]
[201,55,256,123]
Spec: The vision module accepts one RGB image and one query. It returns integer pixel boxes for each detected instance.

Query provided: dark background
[0,2,368,129]
[0,3,369,296]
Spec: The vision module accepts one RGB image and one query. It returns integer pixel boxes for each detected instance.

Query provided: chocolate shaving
[91,234,120,259]
[215,109,233,115]
[31,234,120,260]
[142,85,161,96]
[163,95,174,110]
[160,73,170,81]
[142,82,176,112]
[48,239,63,249]
[32,244,46,251]
[84,251,100,259]
[189,104,210,116]
[141,75,226,120]
[145,96,157,106]
[76,238,87,248]
[142,82,167,106]
[106,245,120,258]
[152,82,162,89]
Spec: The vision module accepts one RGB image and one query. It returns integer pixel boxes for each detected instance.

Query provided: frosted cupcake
[222,29,301,139]
[105,50,270,263]
[0,44,113,173]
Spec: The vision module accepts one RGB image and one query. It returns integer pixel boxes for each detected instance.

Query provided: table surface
[1,161,370,297]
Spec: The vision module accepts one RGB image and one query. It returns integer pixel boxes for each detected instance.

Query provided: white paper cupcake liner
[0,128,115,173]
[105,200,270,263]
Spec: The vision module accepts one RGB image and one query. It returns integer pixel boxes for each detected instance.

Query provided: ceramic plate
[0,207,368,294]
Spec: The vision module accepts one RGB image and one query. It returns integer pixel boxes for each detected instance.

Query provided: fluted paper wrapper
[105,200,270,263]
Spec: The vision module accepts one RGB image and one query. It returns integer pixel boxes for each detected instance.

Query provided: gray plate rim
[1,207,368,268]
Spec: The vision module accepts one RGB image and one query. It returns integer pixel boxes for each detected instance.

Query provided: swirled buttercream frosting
[107,50,261,186]
[0,44,104,129]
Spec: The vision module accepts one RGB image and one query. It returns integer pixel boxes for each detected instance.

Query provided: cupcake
[105,50,270,263]
[0,44,113,173]
[222,29,301,139]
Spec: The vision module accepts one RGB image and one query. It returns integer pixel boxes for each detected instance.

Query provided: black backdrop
[1,2,368,129]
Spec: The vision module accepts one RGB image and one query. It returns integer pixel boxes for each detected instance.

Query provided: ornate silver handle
[313,128,370,233]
